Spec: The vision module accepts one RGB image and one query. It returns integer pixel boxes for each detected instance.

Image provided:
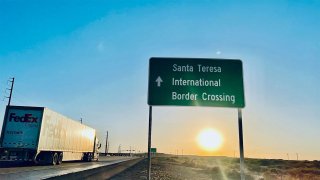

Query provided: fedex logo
[9,113,38,123]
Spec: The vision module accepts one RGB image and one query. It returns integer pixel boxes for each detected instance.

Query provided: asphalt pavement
[0,156,135,180]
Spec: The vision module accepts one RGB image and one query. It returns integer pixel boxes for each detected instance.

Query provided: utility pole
[118,144,121,153]
[105,131,109,155]
[6,77,15,106]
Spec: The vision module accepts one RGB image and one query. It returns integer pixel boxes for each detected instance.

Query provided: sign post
[238,108,245,180]
[147,57,246,180]
[147,106,152,180]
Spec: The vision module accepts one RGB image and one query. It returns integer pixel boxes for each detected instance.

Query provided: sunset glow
[197,128,223,151]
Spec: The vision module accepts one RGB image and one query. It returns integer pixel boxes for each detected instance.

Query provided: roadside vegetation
[111,155,320,180]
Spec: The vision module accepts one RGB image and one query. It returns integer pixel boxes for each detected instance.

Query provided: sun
[197,128,223,151]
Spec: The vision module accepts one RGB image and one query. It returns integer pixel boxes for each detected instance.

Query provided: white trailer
[0,106,101,165]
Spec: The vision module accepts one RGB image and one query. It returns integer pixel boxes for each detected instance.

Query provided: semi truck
[0,105,101,165]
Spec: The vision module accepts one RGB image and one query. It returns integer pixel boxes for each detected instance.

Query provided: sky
[0,0,319,160]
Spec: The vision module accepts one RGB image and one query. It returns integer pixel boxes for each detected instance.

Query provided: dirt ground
[110,157,212,180]
[110,155,320,180]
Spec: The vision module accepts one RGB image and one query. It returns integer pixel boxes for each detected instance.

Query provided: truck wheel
[57,153,63,165]
[88,153,92,162]
[51,152,58,165]
[83,153,92,162]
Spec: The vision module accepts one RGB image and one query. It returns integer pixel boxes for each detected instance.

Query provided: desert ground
[111,155,320,180]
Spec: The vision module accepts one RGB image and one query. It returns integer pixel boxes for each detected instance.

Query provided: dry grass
[155,155,320,180]
[111,155,320,180]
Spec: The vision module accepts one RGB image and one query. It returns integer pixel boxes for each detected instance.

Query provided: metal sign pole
[238,108,245,180]
[147,106,153,180]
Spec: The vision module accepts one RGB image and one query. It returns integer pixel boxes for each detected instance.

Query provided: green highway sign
[151,148,157,153]
[147,57,245,108]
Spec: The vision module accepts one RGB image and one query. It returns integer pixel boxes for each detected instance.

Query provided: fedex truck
[0,106,101,165]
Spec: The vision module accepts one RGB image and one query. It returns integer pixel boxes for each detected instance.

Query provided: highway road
[0,156,136,180]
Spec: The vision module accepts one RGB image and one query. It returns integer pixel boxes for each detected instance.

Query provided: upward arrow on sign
[155,76,163,87]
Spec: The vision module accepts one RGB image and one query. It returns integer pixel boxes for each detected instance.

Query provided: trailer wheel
[51,152,58,165]
[83,153,93,162]
[57,153,63,165]
[88,153,92,162]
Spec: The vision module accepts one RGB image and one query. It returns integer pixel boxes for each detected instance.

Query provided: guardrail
[45,157,143,180]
